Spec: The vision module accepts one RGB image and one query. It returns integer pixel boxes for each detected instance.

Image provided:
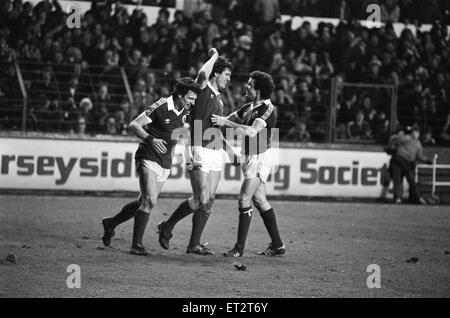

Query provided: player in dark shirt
[157,48,234,255]
[212,71,286,257]
[100,78,201,256]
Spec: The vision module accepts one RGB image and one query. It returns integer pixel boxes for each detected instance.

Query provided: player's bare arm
[211,114,266,138]
[212,107,246,126]
[195,48,219,88]
[223,112,242,124]
[129,113,168,154]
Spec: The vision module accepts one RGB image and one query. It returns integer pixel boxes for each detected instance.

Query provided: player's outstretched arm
[225,112,242,123]
[129,113,168,154]
[195,48,219,88]
[212,114,265,138]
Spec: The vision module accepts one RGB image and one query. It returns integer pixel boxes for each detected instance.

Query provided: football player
[212,71,286,257]
[157,48,234,255]
[101,78,201,256]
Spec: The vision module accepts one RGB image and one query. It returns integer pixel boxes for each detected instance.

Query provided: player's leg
[186,169,215,255]
[102,200,139,247]
[157,170,199,250]
[224,177,261,257]
[253,182,285,256]
[186,149,223,254]
[157,170,217,252]
[207,170,221,212]
[157,146,201,249]
[192,169,221,237]
[392,158,403,203]
[183,169,221,253]
[131,163,164,256]
[157,195,193,250]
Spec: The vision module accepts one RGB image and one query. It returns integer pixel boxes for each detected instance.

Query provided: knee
[238,194,252,209]
[199,198,212,215]
[198,188,210,207]
[197,201,212,216]
[191,196,211,215]
[201,184,210,199]
[252,198,262,212]
[140,196,157,211]
[253,198,270,212]
[149,197,158,209]
[189,196,200,210]
[206,196,216,211]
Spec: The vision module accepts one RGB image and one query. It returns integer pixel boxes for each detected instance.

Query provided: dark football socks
[188,207,209,248]
[110,200,139,228]
[236,207,252,251]
[132,209,150,248]
[166,200,194,232]
[259,208,283,248]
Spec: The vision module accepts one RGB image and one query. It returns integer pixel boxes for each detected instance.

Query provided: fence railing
[0,59,326,141]
[329,80,397,144]
[416,155,450,197]
[1,59,449,145]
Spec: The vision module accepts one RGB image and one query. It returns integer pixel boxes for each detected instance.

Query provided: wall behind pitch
[0,137,393,199]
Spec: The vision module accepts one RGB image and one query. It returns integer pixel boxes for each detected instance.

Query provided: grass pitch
[1,195,449,298]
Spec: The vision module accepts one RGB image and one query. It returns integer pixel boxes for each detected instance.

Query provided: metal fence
[329,80,397,144]
[416,155,450,200]
[1,58,448,145]
[0,59,323,141]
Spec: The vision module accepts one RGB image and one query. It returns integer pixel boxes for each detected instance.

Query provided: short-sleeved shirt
[234,99,277,155]
[135,96,188,169]
[189,82,224,149]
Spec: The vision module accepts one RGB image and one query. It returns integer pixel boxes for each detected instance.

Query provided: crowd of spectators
[0,0,449,145]
[278,0,450,25]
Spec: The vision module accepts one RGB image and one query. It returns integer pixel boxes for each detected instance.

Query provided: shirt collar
[208,82,221,96]
[167,95,183,116]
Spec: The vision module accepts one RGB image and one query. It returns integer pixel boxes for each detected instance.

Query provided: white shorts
[185,146,224,173]
[136,159,171,182]
[241,150,276,183]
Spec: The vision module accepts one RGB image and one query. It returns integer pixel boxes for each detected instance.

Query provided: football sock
[132,209,150,248]
[236,207,252,251]
[188,207,209,248]
[259,208,283,248]
[166,200,194,232]
[111,200,139,228]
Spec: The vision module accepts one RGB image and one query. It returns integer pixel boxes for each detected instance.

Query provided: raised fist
[208,48,219,57]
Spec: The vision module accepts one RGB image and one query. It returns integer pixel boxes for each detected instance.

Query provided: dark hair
[173,77,201,96]
[211,56,233,78]
[158,8,170,18]
[250,71,275,99]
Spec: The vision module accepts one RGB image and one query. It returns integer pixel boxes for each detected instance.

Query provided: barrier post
[389,85,398,135]
[13,59,28,132]
[120,67,134,121]
[327,77,337,143]
[432,154,438,196]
